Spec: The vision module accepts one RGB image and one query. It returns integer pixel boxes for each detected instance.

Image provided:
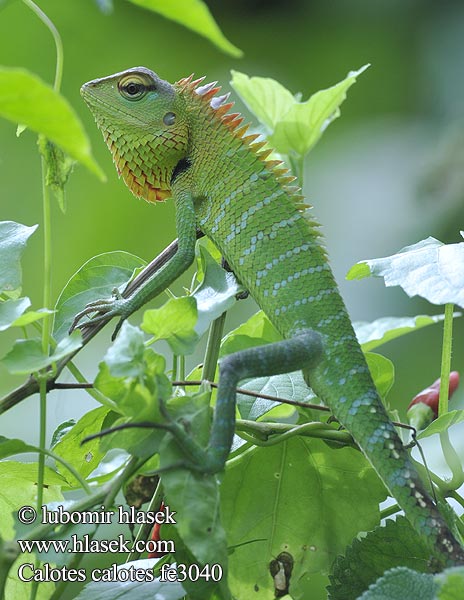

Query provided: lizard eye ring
[118,75,149,101]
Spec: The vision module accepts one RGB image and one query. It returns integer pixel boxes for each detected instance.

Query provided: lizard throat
[106,135,171,203]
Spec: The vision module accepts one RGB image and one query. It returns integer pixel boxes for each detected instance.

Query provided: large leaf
[0,221,37,296]
[127,0,242,57]
[231,65,369,156]
[328,517,431,600]
[365,352,395,400]
[237,371,313,422]
[0,462,64,539]
[270,65,369,155]
[347,236,464,308]
[354,314,451,352]
[222,438,386,599]
[160,391,231,599]
[230,72,295,131]
[417,409,464,439]
[1,331,82,375]
[220,310,282,357]
[141,245,241,354]
[142,296,199,355]
[51,407,110,486]
[358,567,436,600]
[75,559,185,600]
[435,567,464,600]
[0,297,53,331]
[104,321,147,378]
[53,251,145,341]
[0,67,103,178]
[192,245,240,337]
[0,297,30,330]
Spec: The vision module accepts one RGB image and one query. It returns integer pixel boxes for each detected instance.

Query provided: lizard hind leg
[205,329,324,472]
[159,330,323,474]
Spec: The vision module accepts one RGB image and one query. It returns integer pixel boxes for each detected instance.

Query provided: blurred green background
[1,0,464,445]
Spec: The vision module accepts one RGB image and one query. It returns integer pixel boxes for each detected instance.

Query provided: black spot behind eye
[163,112,176,126]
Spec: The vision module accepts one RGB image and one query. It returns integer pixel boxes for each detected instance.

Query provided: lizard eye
[118,75,149,101]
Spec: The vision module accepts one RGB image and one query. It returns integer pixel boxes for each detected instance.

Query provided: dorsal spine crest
[176,74,305,210]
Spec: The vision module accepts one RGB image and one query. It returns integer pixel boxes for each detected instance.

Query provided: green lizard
[73,66,464,567]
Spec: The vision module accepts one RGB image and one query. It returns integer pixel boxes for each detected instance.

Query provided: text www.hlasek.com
[18,534,171,555]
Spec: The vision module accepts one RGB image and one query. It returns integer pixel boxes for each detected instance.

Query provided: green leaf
[10,308,54,328]
[435,567,464,600]
[222,437,386,599]
[160,391,231,599]
[104,321,146,378]
[74,559,185,600]
[347,236,464,308]
[6,558,55,600]
[53,251,145,341]
[38,137,75,212]
[126,0,242,57]
[354,314,452,352]
[52,407,110,485]
[327,517,431,600]
[0,436,39,459]
[0,297,30,330]
[220,310,282,356]
[142,296,199,355]
[270,65,369,156]
[237,370,314,422]
[193,245,241,337]
[365,352,395,400]
[231,65,369,157]
[0,67,104,178]
[95,345,171,423]
[1,331,82,374]
[0,297,53,331]
[417,409,464,439]
[358,567,436,600]
[0,462,64,539]
[0,221,37,296]
[230,71,295,131]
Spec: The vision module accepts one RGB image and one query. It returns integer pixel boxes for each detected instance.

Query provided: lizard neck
[101,122,187,204]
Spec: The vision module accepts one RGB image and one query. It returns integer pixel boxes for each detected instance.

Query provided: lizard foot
[69,288,130,338]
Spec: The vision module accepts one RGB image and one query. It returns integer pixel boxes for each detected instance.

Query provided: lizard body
[77,67,464,567]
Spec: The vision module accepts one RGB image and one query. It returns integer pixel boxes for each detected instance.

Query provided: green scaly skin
[74,66,464,567]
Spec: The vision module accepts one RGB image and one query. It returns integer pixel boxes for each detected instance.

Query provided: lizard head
[81,67,189,202]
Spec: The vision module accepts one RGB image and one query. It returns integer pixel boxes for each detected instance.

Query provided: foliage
[1,2,464,600]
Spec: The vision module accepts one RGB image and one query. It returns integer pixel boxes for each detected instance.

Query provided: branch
[0,232,204,415]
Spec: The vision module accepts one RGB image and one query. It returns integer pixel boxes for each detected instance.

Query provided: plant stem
[201,312,227,383]
[22,9,64,596]
[127,480,164,562]
[289,154,305,187]
[22,0,63,91]
[179,355,185,382]
[235,419,355,447]
[447,489,464,511]
[28,148,53,600]
[49,456,144,600]
[439,429,464,489]
[438,303,454,417]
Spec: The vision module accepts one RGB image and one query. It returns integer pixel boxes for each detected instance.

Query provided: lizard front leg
[69,190,197,339]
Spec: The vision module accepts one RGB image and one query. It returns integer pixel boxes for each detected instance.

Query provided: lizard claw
[69,292,130,335]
